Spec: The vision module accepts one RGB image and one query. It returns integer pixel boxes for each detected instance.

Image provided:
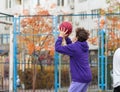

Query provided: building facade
[0,0,108,46]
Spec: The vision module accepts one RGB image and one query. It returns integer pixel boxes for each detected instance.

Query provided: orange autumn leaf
[50,50,54,56]
[112,17,119,22]
[27,43,35,55]
[88,37,98,45]
[23,9,29,15]
[50,3,57,9]
[35,46,41,51]
[109,32,115,38]
[44,43,49,49]
[100,19,105,25]
[99,18,106,29]
[100,9,105,15]
[100,24,104,29]
[37,10,50,15]
[117,23,120,29]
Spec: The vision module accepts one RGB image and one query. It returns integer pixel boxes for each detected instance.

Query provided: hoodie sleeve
[65,37,72,44]
[55,37,74,56]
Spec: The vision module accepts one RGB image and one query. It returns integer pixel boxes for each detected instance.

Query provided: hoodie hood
[76,41,89,52]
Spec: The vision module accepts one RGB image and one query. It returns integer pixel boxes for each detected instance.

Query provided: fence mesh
[0,13,12,91]
[0,13,120,92]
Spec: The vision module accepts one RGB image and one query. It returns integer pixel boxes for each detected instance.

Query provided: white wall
[72,0,108,30]
[74,0,107,13]
[0,1,6,13]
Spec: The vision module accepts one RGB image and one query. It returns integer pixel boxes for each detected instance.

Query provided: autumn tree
[88,0,120,55]
[19,5,54,91]
[103,0,120,55]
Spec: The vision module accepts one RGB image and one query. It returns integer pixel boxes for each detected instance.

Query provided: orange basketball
[59,21,72,35]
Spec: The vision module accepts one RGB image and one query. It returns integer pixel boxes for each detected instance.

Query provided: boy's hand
[59,27,69,38]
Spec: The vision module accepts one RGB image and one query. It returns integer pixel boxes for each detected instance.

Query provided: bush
[18,67,54,89]
[18,66,70,89]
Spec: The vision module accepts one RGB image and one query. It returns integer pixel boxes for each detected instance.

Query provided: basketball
[59,21,72,35]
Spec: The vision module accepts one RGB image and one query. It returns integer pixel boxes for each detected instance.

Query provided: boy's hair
[76,27,89,42]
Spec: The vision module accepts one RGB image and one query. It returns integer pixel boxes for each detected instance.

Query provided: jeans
[68,81,89,92]
[114,86,120,92]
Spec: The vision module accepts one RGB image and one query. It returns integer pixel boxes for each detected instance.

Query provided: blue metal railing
[53,16,59,92]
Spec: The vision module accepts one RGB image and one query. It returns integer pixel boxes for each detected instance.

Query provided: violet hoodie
[55,37,92,83]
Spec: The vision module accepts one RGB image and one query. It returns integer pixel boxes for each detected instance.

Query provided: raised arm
[55,37,74,56]
[65,37,72,44]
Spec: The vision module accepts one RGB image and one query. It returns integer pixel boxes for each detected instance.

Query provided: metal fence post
[98,29,106,90]
[53,15,59,92]
[13,15,20,92]
[9,17,14,92]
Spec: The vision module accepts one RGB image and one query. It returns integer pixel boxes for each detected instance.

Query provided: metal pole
[59,54,61,91]
[101,29,105,90]
[37,0,40,5]
[13,16,19,92]
[58,16,63,91]
[0,12,13,17]
[104,16,108,90]
[9,18,14,92]
[53,15,59,92]
[98,29,106,90]
[98,15,100,90]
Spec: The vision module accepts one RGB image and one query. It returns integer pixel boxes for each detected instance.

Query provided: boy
[55,27,92,92]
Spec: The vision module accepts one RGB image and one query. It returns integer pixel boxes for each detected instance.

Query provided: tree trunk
[32,59,37,92]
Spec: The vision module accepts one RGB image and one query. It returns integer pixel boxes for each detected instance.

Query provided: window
[61,0,64,6]
[80,11,87,20]
[6,0,12,9]
[91,9,100,19]
[37,0,40,5]
[106,0,110,3]
[79,0,87,3]
[9,0,11,8]
[68,0,70,4]
[57,0,60,6]
[16,0,22,5]
[71,0,74,3]
[6,0,8,9]
[0,34,3,45]
[3,34,9,44]
[58,16,64,24]
[0,34,9,44]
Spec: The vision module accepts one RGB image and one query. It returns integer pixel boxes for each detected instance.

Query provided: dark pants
[114,86,120,92]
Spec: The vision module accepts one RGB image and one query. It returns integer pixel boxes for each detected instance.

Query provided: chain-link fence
[1,13,120,92]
